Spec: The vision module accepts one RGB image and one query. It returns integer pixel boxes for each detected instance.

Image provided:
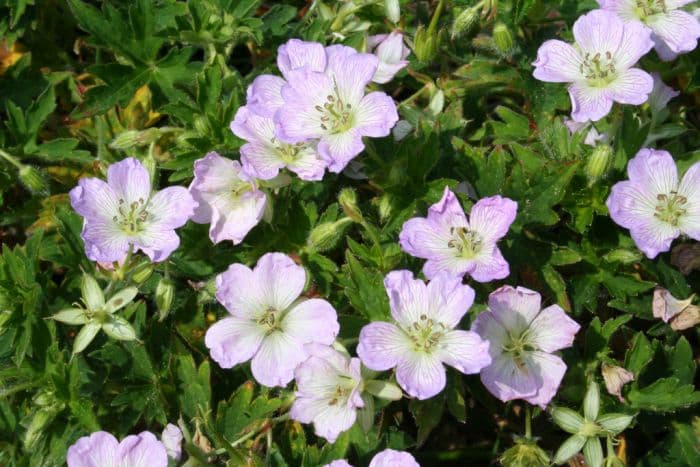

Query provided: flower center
[406,314,446,352]
[654,191,687,226]
[231,180,254,200]
[502,330,535,370]
[271,137,308,164]
[447,227,483,259]
[580,52,617,86]
[635,0,667,19]
[113,198,149,234]
[314,81,355,134]
[327,376,358,406]
[257,307,281,335]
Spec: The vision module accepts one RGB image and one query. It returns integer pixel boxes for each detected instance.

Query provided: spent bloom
[399,187,517,283]
[290,344,363,442]
[357,270,491,400]
[533,9,654,122]
[601,363,635,402]
[275,45,399,172]
[70,157,196,263]
[161,424,183,461]
[606,148,700,258]
[205,253,339,387]
[652,286,700,330]
[188,152,266,245]
[472,286,580,408]
[598,0,700,60]
[67,431,167,467]
[367,32,411,83]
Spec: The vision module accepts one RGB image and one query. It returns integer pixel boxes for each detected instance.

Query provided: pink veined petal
[326,49,378,106]
[204,317,265,368]
[522,352,568,409]
[597,0,639,21]
[427,187,469,229]
[369,449,420,467]
[209,190,266,245]
[653,36,679,61]
[161,424,183,461]
[107,157,151,205]
[357,322,411,371]
[569,83,614,122]
[399,217,454,261]
[437,330,492,375]
[528,305,581,352]
[188,153,247,224]
[532,40,583,83]
[678,162,700,240]
[425,272,475,327]
[613,20,654,69]
[468,195,518,242]
[354,91,399,138]
[469,245,511,283]
[215,263,267,316]
[648,73,680,114]
[395,351,447,400]
[373,61,409,84]
[572,9,625,55]
[629,217,680,258]
[251,331,305,387]
[423,255,474,280]
[470,310,509,358]
[282,298,339,346]
[67,431,120,467]
[606,181,658,230]
[487,285,542,329]
[647,10,700,57]
[310,402,358,442]
[277,39,327,80]
[134,228,180,263]
[246,75,286,118]
[384,270,430,328]
[286,145,327,181]
[70,178,120,223]
[626,149,678,195]
[253,252,306,311]
[317,129,365,173]
[608,68,654,105]
[240,142,286,180]
[325,461,353,467]
[230,105,276,144]
[118,432,168,467]
[80,219,131,263]
[276,68,333,143]
[479,352,541,403]
[374,32,408,64]
[147,186,197,230]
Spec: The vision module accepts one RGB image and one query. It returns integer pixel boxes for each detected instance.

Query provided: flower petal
[469,195,518,242]
[67,431,120,467]
[253,252,306,310]
[487,285,542,330]
[469,245,511,282]
[369,449,420,467]
[246,75,286,118]
[70,178,120,223]
[479,352,540,403]
[326,47,377,106]
[647,10,700,57]
[532,40,583,82]
[573,9,624,55]
[678,162,700,239]
[608,68,653,105]
[107,157,151,205]
[528,305,580,352]
[396,352,446,400]
[282,298,339,345]
[277,39,327,80]
[119,431,168,467]
[204,317,265,369]
[437,330,492,375]
[627,148,679,199]
[354,91,398,138]
[215,263,266,317]
[188,152,248,224]
[425,272,475,327]
[209,190,266,245]
[135,228,180,263]
[613,20,654,69]
[276,68,332,142]
[569,83,614,122]
[471,310,509,359]
[357,322,411,371]
[80,219,130,263]
[522,351,568,409]
[286,145,328,181]
[251,331,305,387]
[147,186,197,230]
[318,129,365,173]
[384,270,429,328]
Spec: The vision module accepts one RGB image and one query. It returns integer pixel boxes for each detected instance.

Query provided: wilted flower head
[67,431,167,467]
[606,148,700,258]
[598,0,700,60]
[367,32,411,83]
[188,152,266,245]
[472,286,580,408]
[290,344,363,442]
[533,9,654,122]
[399,187,517,282]
[357,270,491,400]
[652,287,700,330]
[205,253,339,387]
[161,423,183,461]
[601,363,635,402]
[70,157,197,263]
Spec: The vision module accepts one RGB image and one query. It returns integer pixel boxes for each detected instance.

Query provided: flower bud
[367,32,410,84]
[428,89,445,115]
[364,380,403,401]
[161,423,183,461]
[130,260,155,284]
[451,6,480,39]
[585,144,613,184]
[603,248,642,264]
[110,128,161,149]
[156,277,175,321]
[339,188,364,223]
[384,0,400,23]
[492,23,514,55]
[19,165,48,195]
[414,25,441,62]
[306,218,353,252]
[601,364,634,402]
[500,439,550,467]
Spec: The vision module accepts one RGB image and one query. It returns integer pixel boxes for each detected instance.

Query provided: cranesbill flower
[598,0,700,60]
[188,152,266,245]
[324,449,420,467]
[357,270,491,400]
[69,157,196,263]
[472,286,580,408]
[399,187,517,283]
[606,148,700,258]
[67,431,167,467]
[231,106,327,181]
[290,344,363,442]
[161,424,183,461]
[533,9,654,122]
[275,45,399,173]
[367,32,411,83]
[205,253,339,387]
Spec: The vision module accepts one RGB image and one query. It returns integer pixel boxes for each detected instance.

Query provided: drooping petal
[354,91,399,138]
[250,331,305,387]
[425,272,475,327]
[607,68,653,105]
[209,190,266,245]
[468,195,518,243]
[282,298,339,345]
[147,186,197,230]
[646,10,700,57]
[569,83,614,122]
[70,178,120,223]
[107,157,151,205]
[318,129,365,173]
[613,20,654,69]
[487,285,542,330]
[395,351,447,400]
[204,317,265,368]
[437,330,492,375]
[67,431,120,467]
[277,39,327,80]
[648,73,680,114]
[479,352,540,403]
[253,252,306,311]
[469,245,511,282]
[528,305,580,352]
[532,40,583,82]
[357,322,411,371]
[522,351,568,408]
[368,449,420,467]
[118,431,168,467]
[678,162,700,239]
[246,74,286,118]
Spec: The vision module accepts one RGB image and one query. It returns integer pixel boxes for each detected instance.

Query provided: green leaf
[628,377,700,412]
[624,332,653,376]
[668,336,695,385]
[409,392,445,446]
[341,252,390,321]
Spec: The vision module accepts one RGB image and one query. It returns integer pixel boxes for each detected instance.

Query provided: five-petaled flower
[399,187,517,283]
[70,157,197,263]
[472,286,580,408]
[205,252,340,387]
[606,148,700,258]
[290,344,364,442]
[533,9,654,122]
[357,270,491,400]
[323,449,420,467]
[67,431,168,467]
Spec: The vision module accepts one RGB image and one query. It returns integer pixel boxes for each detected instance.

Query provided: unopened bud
[384,0,400,23]
[603,248,642,264]
[500,438,550,467]
[365,380,403,400]
[307,218,353,252]
[492,23,514,55]
[585,144,613,184]
[451,6,480,39]
[110,128,161,150]
[414,25,441,62]
[156,277,175,321]
[130,261,155,284]
[428,89,445,115]
[339,188,363,223]
[19,165,48,195]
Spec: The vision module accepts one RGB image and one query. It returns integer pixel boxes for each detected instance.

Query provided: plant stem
[0,148,23,170]
[427,0,446,37]
[525,404,532,439]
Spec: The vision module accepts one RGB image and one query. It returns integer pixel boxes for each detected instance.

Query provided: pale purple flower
[472,286,581,409]
[70,158,196,263]
[357,270,491,400]
[324,461,353,467]
[367,32,411,83]
[161,424,183,461]
[599,0,700,60]
[67,431,168,467]
[564,119,608,146]
[648,72,680,115]
[399,187,517,283]
[606,148,700,258]
[188,152,266,245]
[231,106,327,181]
[369,449,420,467]
[290,344,364,442]
[205,253,339,387]
[275,45,399,173]
[533,9,654,122]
